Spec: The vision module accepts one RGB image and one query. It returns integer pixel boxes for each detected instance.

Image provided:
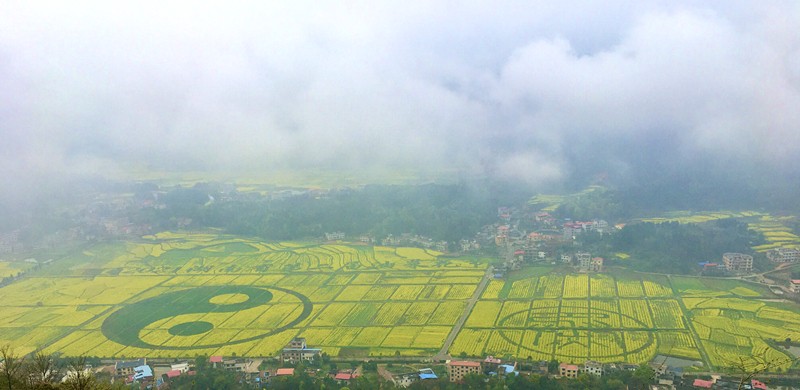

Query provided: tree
[547,359,560,374]
[462,372,485,389]
[61,357,101,390]
[725,348,796,390]
[628,363,654,390]
[25,351,63,389]
[0,344,24,390]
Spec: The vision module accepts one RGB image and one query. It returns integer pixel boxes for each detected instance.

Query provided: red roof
[790,279,800,284]
[693,379,714,388]
[752,379,767,390]
[209,356,223,363]
[514,250,525,255]
[559,364,579,371]
[334,373,353,380]
[165,370,181,378]
[449,361,481,367]
[276,368,295,376]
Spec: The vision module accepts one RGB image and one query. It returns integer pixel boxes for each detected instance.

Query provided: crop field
[0,232,488,358]
[637,211,800,253]
[452,268,798,370]
[0,261,33,279]
[638,210,764,224]
[748,215,800,252]
[1,232,798,370]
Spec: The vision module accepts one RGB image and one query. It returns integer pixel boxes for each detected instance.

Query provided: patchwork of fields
[452,269,800,370]
[0,232,486,359]
[0,232,798,371]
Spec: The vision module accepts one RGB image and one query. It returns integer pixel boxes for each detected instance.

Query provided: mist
[1,1,799,197]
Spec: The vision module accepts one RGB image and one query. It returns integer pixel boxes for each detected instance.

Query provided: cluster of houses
[487,207,613,272]
[440,356,779,390]
[690,376,768,389]
[105,338,365,388]
[381,233,449,252]
[102,347,783,390]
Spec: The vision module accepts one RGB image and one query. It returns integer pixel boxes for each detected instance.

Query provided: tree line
[138,182,531,243]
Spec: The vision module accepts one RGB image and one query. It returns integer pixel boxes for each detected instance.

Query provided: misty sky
[1,1,799,189]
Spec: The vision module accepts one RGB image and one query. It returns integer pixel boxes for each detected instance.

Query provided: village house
[221,358,247,372]
[584,360,603,376]
[722,253,753,272]
[170,362,190,373]
[132,365,153,383]
[575,252,591,266]
[324,231,345,241]
[790,279,800,293]
[280,337,322,364]
[559,363,579,379]
[587,257,604,272]
[447,361,481,382]
[495,363,518,377]
[209,356,223,368]
[767,248,800,263]
[334,370,357,385]
[115,359,146,377]
[390,369,437,388]
[482,356,502,373]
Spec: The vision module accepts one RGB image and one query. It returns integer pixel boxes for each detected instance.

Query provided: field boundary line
[668,275,712,369]
[435,268,491,360]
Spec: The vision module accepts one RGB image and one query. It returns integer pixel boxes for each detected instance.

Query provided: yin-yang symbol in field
[101,286,312,350]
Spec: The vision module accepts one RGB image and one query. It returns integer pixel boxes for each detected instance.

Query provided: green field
[0,232,797,371]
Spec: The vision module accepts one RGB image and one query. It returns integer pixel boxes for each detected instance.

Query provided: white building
[584,360,603,376]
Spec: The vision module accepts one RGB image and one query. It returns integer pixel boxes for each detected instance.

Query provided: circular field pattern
[102,286,312,350]
[168,321,214,336]
[208,293,250,305]
[495,305,655,360]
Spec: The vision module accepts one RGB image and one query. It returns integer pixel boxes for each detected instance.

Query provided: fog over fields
[1,1,798,198]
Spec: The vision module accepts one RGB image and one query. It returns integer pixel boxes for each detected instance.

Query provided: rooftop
[115,359,145,369]
[209,356,223,363]
[276,368,295,376]
[692,379,714,388]
[484,356,502,364]
[449,360,481,367]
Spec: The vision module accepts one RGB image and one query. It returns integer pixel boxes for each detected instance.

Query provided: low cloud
[1,1,798,192]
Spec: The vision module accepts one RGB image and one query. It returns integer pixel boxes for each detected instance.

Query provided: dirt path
[434,268,492,360]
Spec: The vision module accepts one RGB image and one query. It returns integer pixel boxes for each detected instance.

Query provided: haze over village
[1,1,800,389]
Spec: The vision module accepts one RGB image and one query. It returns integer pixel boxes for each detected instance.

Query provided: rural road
[434,267,493,361]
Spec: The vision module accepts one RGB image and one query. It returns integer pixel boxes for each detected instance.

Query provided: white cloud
[0,1,798,188]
